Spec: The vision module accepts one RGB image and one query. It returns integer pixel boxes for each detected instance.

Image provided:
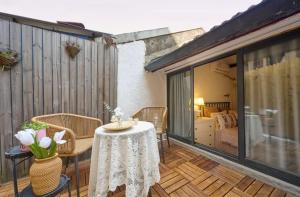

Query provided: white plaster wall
[117,41,166,119]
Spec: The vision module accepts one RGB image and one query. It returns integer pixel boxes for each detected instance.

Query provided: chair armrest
[31,117,76,154]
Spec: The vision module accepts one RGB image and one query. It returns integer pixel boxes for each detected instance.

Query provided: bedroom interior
[193,55,238,156]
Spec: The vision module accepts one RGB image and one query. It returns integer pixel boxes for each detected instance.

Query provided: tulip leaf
[49,140,57,157]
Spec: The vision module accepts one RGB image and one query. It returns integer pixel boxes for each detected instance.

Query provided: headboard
[205,102,230,111]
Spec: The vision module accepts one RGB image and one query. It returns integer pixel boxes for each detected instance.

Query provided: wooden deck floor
[0,142,296,197]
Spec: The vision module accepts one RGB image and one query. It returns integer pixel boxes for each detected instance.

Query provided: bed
[204,102,238,148]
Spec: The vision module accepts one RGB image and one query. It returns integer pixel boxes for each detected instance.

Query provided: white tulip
[15,131,34,146]
[53,130,67,144]
[39,137,52,148]
[24,129,37,137]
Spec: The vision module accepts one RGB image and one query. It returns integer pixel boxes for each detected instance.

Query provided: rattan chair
[31,113,102,197]
[132,107,169,163]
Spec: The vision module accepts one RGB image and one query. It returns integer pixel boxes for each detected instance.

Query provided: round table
[88,121,160,197]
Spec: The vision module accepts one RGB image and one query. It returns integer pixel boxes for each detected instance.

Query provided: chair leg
[64,157,70,174]
[166,132,170,148]
[160,134,165,163]
[74,156,80,197]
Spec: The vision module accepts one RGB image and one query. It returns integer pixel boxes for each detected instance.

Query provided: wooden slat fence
[0,19,118,183]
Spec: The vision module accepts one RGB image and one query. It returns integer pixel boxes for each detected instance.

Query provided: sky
[1,0,262,35]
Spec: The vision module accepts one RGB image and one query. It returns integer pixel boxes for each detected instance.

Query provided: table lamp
[195,97,205,117]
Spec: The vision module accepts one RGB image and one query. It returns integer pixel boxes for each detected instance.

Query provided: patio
[0,141,295,197]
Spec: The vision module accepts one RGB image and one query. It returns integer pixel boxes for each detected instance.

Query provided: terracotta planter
[29,154,62,195]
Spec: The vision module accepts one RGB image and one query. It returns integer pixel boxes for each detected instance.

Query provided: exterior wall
[117,41,166,118]
[116,28,204,118]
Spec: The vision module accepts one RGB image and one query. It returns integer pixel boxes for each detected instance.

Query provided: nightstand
[194,117,215,147]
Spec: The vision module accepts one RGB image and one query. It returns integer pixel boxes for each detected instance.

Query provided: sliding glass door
[168,70,192,141]
[244,37,300,176]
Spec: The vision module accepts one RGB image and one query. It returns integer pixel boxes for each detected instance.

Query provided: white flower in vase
[39,137,52,148]
[15,131,35,146]
[53,130,67,144]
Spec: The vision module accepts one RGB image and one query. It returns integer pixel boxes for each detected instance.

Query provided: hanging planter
[65,41,80,59]
[0,49,18,71]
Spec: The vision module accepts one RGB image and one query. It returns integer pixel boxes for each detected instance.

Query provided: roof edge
[0,12,112,39]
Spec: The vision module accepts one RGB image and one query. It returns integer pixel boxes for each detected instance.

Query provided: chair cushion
[59,137,93,157]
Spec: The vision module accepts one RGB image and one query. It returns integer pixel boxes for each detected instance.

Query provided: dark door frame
[166,28,300,186]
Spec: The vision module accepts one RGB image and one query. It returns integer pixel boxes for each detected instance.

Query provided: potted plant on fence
[15,124,66,195]
[0,49,18,71]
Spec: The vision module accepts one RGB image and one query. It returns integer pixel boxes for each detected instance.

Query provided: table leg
[12,158,19,197]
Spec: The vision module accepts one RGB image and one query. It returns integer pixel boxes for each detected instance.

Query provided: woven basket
[65,44,80,59]
[29,154,62,195]
[0,50,18,71]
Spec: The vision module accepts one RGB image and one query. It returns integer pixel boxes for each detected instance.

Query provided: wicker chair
[132,107,169,163]
[31,113,102,197]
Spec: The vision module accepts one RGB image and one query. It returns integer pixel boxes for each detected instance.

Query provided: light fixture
[195,97,205,106]
[194,97,205,117]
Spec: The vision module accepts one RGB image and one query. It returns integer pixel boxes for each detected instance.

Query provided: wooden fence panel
[0,20,118,184]
[52,32,62,113]
[33,27,44,116]
[0,19,12,182]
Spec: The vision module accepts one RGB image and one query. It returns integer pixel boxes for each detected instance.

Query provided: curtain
[169,71,192,138]
[244,38,300,174]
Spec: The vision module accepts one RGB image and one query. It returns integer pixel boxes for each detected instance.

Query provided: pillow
[216,113,237,130]
[229,110,238,120]
[204,107,219,117]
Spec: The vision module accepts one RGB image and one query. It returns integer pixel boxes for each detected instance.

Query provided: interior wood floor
[0,141,297,197]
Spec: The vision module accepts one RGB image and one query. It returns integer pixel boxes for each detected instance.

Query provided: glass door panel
[168,70,192,141]
[194,55,238,156]
[244,37,300,175]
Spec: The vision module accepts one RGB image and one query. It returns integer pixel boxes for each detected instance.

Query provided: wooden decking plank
[181,162,205,176]
[160,174,184,189]
[224,190,241,197]
[210,182,233,197]
[170,188,190,197]
[153,184,169,197]
[203,179,226,195]
[174,167,194,181]
[160,171,178,184]
[210,165,243,185]
[165,178,189,194]
[227,187,252,197]
[236,176,255,191]
[197,175,219,190]
[166,158,185,169]
[182,183,209,197]
[255,183,274,197]
[245,180,264,196]
[270,188,286,197]
[191,171,211,185]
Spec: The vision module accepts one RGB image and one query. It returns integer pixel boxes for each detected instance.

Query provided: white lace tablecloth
[88,121,160,197]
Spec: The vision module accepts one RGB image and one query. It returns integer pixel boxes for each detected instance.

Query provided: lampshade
[195,97,205,106]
